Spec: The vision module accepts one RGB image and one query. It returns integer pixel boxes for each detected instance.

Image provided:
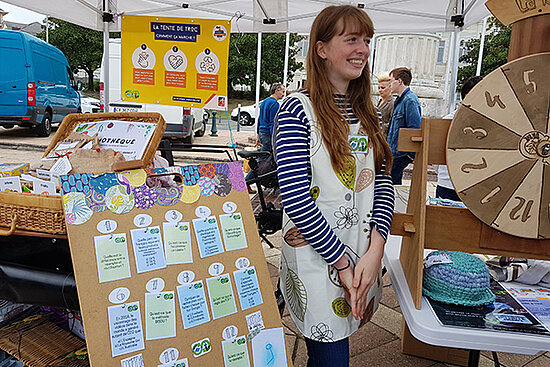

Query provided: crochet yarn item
[423,250,496,306]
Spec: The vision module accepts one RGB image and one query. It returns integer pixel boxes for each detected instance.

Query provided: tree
[37,18,117,91]
[228,33,304,98]
[457,17,511,90]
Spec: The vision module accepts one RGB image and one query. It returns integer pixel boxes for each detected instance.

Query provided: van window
[0,46,26,83]
[52,59,67,84]
[67,67,76,88]
[32,51,54,83]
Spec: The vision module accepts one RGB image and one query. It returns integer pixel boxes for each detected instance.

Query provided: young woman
[275,5,394,366]
[376,74,395,138]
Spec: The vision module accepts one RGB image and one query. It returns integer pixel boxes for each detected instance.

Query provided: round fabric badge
[132,184,158,209]
[214,163,230,177]
[85,189,106,212]
[155,186,182,206]
[213,173,232,197]
[118,169,147,187]
[182,166,201,185]
[63,192,93,225]
[331,297,352,318]
[228,163,246,191]
[356,168,375,192]
[198,176,215,196]
[90,174,119,196]
[180,184,201,203]
[105,185,135,214]
[198,164,216,179]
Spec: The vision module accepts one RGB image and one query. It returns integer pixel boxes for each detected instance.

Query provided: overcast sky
[0,1,45,24]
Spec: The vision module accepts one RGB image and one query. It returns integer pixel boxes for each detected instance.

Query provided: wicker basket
[43,112,166,171]
[0,190,65,235]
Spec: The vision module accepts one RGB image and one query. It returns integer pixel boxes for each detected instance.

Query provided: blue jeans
[305,337,349,367]
[390,155,413,185]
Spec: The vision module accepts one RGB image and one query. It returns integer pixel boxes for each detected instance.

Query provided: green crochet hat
[422,250,495,306]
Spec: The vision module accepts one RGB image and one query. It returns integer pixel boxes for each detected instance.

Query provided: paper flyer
[192,216,224,258]
[251,327,288,367]
[222,336,250,367]
[145,291,177,340]
[162,222,193,264]
[94,233,132,283]
[176,280,211,329]
[130,226,167,273]
[233,267,263,311]
[206,274,237,319]
[219,213,248,251]
[107,302,145,357]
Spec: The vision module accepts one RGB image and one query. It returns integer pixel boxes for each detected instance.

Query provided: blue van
[0,30,81,136]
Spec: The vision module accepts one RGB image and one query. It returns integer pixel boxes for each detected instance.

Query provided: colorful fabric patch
[63,192,93,225]
[180,184,201,203]
[133,184,158,209]
[198,164,216,179]
[105,185,135,214]
[59,173,92,194]
[198,177,215,196]
[228,163,246,191]
[155,186,182,206]
[213,173,232,197]
[118,169,147,187]
[331,297,351,318]
[335,158,356,191]
[182,165,201,185]
[356,168,374,192]
[90,173,118,196]
[214,163,230,176]
[85,189,106,212]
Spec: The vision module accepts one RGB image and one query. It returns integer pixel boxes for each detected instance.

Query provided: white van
[100,39,207,143]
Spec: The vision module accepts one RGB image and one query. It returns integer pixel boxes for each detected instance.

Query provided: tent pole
[45,16,49,43]
[283,32,290,95]
[443,32,454,103]
[103,0,110,112]
[369,34,376,76]
[254,32,262,122]
[476,16,488,76]
[448,28,461,114]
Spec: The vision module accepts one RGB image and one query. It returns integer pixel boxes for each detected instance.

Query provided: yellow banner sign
[121,15,230,110]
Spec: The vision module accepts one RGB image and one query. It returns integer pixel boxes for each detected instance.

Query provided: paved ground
[0,123,548,366]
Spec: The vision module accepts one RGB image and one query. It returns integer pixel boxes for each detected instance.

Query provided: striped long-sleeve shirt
[275,94,395,265]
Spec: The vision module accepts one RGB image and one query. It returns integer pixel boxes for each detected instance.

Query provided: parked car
[0,30,81,136]
[230,101,260,126]
[79,92,101,113]
[100,39,207,143]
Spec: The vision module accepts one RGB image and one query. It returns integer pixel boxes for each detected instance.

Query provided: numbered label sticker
[177,270,196,285]
[97,219,117,234]
[195,206,211,219]
[222,325,238,341]
[159,347,179,364]
[134,214,153,228]
[165,210,183,224]
[146,277,166,293]
[108,287,130,304]
[208,262,224,277]
[222,201,237,214]
[235,257,250,270]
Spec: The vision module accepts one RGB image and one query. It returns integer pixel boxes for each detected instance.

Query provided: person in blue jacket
[255,82,285,152]
[386,67,422,185]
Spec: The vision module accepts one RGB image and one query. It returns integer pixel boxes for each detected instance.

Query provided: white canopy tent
[4,0,491,111]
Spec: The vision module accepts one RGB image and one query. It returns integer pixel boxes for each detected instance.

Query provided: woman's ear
[316,41,327,60]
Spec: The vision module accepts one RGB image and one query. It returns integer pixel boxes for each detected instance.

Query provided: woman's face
[378,81,391,99]
[316,21,371,93]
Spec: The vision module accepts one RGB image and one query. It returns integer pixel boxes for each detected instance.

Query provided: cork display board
[60,163,291,367]
[446,52,550,240]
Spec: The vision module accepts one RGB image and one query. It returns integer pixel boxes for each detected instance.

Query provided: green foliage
[36,18,117,91]
[228,33,304,98]
[457,18,511,90]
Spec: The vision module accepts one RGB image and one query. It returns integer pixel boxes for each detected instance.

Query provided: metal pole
[443,32,454,102]
[254,32,262,123]
[210,111,218,136]
[448,29,461,114]
[476,16,488,76]
[103,5,110,112]
[45,16,49,43]
[369,34,376,75]
[237,105,241,132]
[283,32,290,94]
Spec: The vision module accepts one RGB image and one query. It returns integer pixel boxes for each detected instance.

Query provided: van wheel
[36,111,52,137]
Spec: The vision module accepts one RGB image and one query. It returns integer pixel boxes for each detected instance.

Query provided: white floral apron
[279,92,383,342]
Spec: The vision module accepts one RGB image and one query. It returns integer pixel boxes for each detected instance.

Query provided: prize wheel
[446,52,550,239]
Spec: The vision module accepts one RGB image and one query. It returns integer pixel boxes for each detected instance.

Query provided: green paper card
[145,291,176,340]
[222,336,250,367]
[206,274,237,319]
[219,213,247,251]
[162,222,193,264]
[94,233,131,283]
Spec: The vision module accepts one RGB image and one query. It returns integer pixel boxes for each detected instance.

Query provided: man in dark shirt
[255,83,285,153]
